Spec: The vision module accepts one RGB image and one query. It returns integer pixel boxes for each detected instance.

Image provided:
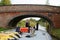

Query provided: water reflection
[19,24,52,40]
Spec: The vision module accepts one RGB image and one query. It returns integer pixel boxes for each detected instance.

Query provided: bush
[51,28,60,38]
[17,18,37,28]
[0,27,10,32]
[17,20,26,27]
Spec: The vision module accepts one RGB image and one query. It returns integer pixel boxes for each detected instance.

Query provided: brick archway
[8,13,54,28]
[0,5,60,28]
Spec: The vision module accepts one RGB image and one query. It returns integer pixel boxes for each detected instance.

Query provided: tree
[0,0,2,5]
[0,0,11,5]
[17,20,26,27]
[39,18,49,27]
[17,18,37,28]
[30,18,37,27]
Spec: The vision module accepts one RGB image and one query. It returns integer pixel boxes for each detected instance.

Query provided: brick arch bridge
[0,4,60,28]
[8,13,53,27]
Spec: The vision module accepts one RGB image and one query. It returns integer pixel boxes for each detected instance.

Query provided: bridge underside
[8,14,53,27]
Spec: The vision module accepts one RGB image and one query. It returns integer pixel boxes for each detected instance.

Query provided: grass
[52,37,58,40]
[51,28,60,39]
[0,27,11,32]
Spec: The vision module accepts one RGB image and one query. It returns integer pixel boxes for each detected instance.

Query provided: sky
[11,0,60,6]
[23,17,40,21]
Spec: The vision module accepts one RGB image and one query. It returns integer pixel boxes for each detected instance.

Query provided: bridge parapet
[0,4,60,13]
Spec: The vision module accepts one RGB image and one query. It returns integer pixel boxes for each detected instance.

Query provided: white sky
[11,0,60,6]
[23,17,40,21]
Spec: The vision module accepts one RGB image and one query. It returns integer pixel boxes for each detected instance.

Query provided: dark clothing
[16,27,20,32]
[26,22,30,33]
[28,26,30,33]
[36,23,38,30]
[26,22,30,27]
[16,27,22,35]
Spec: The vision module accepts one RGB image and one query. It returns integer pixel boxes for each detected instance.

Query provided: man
[16,25,20,33]
[16,25,22,35]
[26,20,30,33]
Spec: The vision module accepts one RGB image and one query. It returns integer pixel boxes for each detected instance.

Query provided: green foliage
[30,18,37,27]
[39,18,46,22]
[0,2,2,5]
[39,18,49,27]
[17,18,37,28]
[0,27,11,32]
[51,28,60,38]
[17,20,26,28]
[0,0,11,5]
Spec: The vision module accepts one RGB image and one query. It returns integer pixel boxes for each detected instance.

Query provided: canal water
[19,25,52,40]
[5,25,52,40]
[19,30,52,40]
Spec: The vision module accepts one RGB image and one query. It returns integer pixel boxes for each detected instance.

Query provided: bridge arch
[8,13,54,28]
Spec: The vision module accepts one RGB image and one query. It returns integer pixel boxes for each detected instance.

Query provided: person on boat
[16,25,22,35]
[26,19,30,33]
